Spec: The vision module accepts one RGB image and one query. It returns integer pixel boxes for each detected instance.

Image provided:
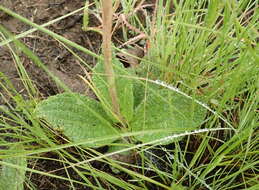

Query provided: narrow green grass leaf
[82,1,89,31]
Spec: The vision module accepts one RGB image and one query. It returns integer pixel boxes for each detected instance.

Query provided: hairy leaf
[0,146,27,190]
[133,80,160,108]
[92,58,134,123]
[35,93,119,147]
[131,89,206,144]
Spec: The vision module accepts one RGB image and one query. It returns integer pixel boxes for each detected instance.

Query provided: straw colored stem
[102,0,121,118]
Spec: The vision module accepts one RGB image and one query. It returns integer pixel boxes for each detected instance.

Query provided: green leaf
[92,58,134,123]
[170,183,188,190]
[107,139,133,156]
[0,146,27,190]
[35,93,119,147]
[133,80,160,108]
[131,89,206,144]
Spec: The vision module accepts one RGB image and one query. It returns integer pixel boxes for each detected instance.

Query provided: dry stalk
[102,0,121,119]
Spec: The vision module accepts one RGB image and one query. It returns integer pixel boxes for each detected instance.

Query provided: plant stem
[102,0,121,118]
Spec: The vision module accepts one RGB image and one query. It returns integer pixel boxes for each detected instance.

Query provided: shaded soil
[0,0,102,104]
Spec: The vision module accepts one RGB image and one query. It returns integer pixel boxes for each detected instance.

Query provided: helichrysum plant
[34,0,206,148]
[34,58,206,147]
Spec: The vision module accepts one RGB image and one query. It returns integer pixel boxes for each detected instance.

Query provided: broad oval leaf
[130,89,206,144]
[0,145,27,190]
[133,79,160,108]
[92,58,134,123]
[35,93,119,147]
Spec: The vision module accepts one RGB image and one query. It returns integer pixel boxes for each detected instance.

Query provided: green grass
[0,0,258,189]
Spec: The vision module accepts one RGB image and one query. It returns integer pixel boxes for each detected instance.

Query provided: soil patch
[0,0,102,103]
